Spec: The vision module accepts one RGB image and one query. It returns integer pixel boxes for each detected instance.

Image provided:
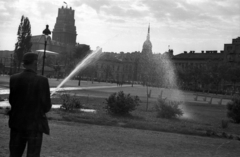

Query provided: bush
[155,97,183,119]
[227,97,240,123]
[59,93,82,111]
[105,91,140,116]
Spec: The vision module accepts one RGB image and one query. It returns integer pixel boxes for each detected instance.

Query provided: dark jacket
[8,69,52,134]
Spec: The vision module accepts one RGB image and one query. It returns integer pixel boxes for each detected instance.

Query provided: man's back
[9,69,52,133]
[8,52,52,157]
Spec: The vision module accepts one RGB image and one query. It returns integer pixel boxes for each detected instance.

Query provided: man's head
[23,52,38,71]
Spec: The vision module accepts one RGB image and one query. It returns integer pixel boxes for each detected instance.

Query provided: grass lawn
[1,77,240,156]
[1,76,239,140]
[49,87,240,141]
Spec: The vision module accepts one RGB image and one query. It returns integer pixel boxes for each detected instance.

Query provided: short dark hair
[23,60,36,65]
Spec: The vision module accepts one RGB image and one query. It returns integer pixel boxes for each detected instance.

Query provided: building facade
[30,6,81,77]
[93,25,153,83]
[52,6,77,45]
[172,37,240,70]
[31,6,77,56]
[91,52,136,83]
[173,50,224,71]
[223,37,240,64]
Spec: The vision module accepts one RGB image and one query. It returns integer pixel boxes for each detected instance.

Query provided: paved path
[0,85,134,95]
[0,74,232,105]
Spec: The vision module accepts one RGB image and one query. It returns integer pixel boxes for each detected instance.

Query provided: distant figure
[8,52,52,157]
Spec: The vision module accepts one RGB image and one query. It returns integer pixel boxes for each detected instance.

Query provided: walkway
[0,85,134,95]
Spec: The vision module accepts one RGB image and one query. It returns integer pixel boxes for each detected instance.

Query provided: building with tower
[52,6,77,45]
[93,25,154,83]
[141,24,152,54]
[31,6,78,56]
[135,24,153,84]
[29,6,83,77]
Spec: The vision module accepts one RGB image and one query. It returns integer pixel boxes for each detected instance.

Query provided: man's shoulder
[10,72,22,80]
[36,75,49,81]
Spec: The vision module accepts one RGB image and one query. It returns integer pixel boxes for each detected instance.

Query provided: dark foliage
[155,97,183,119]
[14,15,32,72]
[74,44,91,60]
[227,97,240,123]
[60,93,82,111]
[105,91,140,116]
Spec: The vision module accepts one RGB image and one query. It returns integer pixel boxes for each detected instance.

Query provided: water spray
[50,28,134,96]
[51,47,102,96]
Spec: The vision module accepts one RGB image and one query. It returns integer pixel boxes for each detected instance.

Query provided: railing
[194,93,233,105]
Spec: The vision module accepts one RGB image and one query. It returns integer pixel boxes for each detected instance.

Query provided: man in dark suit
[8,52,52,157]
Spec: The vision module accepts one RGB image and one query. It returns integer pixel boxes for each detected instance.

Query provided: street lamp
[42,25,51,75]
[10,54,13,75]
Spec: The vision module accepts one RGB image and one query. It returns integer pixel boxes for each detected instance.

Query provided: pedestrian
[8,52,52,157]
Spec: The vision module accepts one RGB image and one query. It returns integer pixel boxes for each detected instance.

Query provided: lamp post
[10,54,13,75]
[42,25,51,76]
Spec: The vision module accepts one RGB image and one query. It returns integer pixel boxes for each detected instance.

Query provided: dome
[143,39,152,50]
[141,24,152,54]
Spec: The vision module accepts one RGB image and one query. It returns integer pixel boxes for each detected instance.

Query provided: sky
[0,0,239,54]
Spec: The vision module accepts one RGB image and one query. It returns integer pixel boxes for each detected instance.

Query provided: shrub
[59,93,82,111]
[221,119,229,129]
[105,91,140,116]
[155,97,183,119]
[227,97,240,123]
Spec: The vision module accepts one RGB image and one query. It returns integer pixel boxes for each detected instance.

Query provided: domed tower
[52,6,77,45]
[141,24,152,54]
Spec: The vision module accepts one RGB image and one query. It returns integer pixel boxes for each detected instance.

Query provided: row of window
[97,63,133,72]
[175,62,205,68]
[97,72,132,81]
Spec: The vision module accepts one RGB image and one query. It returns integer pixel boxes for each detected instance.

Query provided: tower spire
[147,23,150,40]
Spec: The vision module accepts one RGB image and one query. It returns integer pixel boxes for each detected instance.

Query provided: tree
[14,15,32,72]
[74,44,90,60]
[227,65,240,93]
[138,52,154,110]
[82,64,97,83]
[139,52,153,86]
[74,44,91,86]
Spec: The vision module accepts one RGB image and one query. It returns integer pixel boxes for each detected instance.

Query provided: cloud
[100,5,147,19]
[142,0,239,23]
[0,1,18,25]
[71,0,149,21]
[72,0,110,12]
[105,18,126,23]
[0,0,239,53]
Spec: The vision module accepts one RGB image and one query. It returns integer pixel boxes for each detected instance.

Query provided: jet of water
[51,47,103,96]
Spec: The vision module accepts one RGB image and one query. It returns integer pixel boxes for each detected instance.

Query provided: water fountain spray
[51,47,103,96]
[50,29,132,96]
